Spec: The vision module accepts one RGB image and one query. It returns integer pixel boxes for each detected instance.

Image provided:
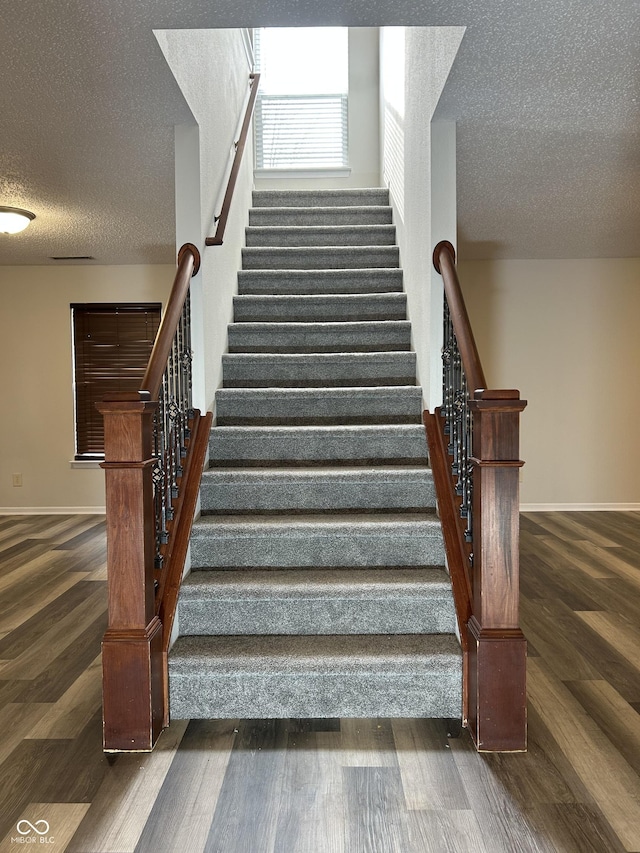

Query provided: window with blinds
[255,28,349,170]
[71,303,161,458]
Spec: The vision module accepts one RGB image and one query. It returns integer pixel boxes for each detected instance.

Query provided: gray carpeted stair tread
[199,465,436,512]
[169,633,461,719]
[208,424,428,466]
[245,225,397,248]
[227,320,411,353]
[233,293,406,322]
[214,386,422,425]
[189,512,445,569]
[178,568,455,636]
[237,269,404,295]
[222,351,417,388]
[249,205,393,227]
[251,188,390,208]
[242,246,400,270]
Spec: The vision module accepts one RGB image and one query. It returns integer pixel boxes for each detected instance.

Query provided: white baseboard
[521,503,640,512]
[0,507,106,515]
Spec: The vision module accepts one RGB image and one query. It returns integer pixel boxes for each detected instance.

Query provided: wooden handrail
[433,240,486,394]
[431,241,527,752]
[142,242,200,399]
[206,73,260,247]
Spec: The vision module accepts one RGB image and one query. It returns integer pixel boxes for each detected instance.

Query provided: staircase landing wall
[156,28,255,414]
[380,27,465,411]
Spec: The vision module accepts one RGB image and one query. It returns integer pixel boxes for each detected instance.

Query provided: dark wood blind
[72,303,162,458]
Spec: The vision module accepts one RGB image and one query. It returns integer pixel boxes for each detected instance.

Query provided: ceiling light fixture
[0,206,36,234]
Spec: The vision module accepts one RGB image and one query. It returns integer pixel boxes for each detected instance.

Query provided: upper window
[255,27,349,170]
[71,303,161,458]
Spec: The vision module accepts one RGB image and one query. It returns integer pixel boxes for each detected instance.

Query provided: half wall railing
[99,72,259,752]
[98,243,211,751]
[426,240,528,752]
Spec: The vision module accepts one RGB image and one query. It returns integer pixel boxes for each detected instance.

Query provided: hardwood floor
[0,511,638,852]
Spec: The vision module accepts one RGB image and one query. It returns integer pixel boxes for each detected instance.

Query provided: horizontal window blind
[255,94,348,169]
[254,28,349,171]
[72,303,161,458]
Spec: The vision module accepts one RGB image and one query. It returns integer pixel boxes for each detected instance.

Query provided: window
[71,303,161,458]
[255,27,349,170]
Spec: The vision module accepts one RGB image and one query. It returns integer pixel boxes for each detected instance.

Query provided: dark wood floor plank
[344,765,411,853]
[0,585,106,680]
[273,729,345,853]
[407,809,491,853]
[589,575,640,625]
[392,718,470,810]
[0,581,103,659]
[0,709,108,841]
[527,657,640,851]
[565,679,640,777]
[524,803,627,853]
[134,719,237,853]
[0,540,53,576]
[66,719,189,853]
[519,596,602,682]
[565,510,640,552]
[518,546,605,611]
[53,518,106,551]
[204,720,288,853]
[12,614,107,703]
[533,512,620,547]
[337,718,399,768]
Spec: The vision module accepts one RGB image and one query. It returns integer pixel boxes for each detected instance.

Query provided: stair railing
[206,72,260,247]
[427,240,527,752]
[98,243,212,752]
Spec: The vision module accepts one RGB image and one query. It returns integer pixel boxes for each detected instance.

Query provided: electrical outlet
[12,473,22,487]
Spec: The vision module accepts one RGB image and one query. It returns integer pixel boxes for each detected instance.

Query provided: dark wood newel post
[99,396,164,752]
[467,390,527,751]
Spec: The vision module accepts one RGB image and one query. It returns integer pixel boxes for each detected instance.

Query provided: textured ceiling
[1,0,639,263]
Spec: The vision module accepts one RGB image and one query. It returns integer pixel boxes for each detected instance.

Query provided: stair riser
[170,671,462,719]
[252,189,390,208]
[245,226,396,248]
[200,471,435,512]
[190,526,444,568]
[249,206,393,227]
[242,247,400,270]
[208,426,428,466]
[179,598,454,636]
[215,388,422,426]
[237,269,404,295]
[233,295,406,323]
[222,354,416,388]
[227,322,411,354]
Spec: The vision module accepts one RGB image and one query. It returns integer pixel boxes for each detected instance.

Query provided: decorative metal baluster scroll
[152,293,194,568]
[441,298,473,548]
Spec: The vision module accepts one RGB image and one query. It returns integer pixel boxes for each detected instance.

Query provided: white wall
[0,265,173,512]
[155,29,255,413]
[458,258,640,509]
[254,28,381,190]
[380,27,465,408]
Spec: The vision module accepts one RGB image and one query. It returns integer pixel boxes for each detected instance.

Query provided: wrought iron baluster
[150,297,194,572]
[442,297,474,548]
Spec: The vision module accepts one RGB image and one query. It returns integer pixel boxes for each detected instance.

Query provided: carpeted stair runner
[169,187,461,721]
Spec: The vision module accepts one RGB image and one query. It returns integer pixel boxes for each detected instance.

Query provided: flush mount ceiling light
[0,206,36,234]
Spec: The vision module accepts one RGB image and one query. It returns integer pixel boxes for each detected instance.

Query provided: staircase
[168,188,462,720]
